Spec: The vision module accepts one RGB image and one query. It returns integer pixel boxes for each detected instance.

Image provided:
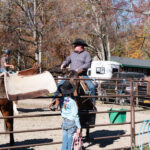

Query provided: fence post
[130,79,135,148]
[136,82,139,106]
[115,80,119,104]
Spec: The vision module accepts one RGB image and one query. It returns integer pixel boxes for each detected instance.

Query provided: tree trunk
[39,35,42,73]
[33,0,39,64]
[100,41,105,61]
[106,34,111,61]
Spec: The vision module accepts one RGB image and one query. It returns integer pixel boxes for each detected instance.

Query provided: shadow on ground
[17,108,50,113]
[0,138,53,150]
[83,129,126,149]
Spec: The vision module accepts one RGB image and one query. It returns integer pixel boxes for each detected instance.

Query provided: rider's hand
[76,69,83,74]
[76,128,81,134]
[10,65,14,69]
[61,64,65,70]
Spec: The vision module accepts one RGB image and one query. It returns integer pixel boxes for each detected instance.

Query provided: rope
[71,133,82,150]
[138,119,150,150]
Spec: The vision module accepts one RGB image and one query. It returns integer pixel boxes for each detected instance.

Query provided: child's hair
[63,93,74,97]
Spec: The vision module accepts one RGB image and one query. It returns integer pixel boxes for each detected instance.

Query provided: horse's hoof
[48,103,52,108]
[50,108,56,111]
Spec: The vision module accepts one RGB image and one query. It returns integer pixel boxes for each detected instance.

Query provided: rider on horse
[49,38,97,110]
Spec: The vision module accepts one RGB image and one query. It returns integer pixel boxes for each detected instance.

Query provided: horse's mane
[68,70,78,78]
[49,64,68,77]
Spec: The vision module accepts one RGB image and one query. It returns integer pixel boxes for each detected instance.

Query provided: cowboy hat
[72,38,88,47]
[59,80,75,95]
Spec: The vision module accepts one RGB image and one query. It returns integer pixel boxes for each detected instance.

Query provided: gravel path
[0,99,149,150]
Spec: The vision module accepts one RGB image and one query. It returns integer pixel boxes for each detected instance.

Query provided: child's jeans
[61,118,76,150]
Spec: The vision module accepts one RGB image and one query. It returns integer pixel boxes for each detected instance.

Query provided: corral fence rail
[0,78,150,149]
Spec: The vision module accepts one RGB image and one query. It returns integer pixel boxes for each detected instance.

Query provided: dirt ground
[0,98,150,150]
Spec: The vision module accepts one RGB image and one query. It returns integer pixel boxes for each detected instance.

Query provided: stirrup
[49,105,56,111]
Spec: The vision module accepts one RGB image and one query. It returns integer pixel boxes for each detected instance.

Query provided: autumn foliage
[0,0,149,71]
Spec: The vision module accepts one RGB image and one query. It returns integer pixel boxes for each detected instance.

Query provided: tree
[80,0,128,61]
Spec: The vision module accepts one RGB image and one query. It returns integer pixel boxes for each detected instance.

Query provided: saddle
[1,71,57,100]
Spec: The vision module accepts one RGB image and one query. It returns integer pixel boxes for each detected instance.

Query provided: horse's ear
[33,63,40,69]
[38,64,41,68]
[33,63,36,68]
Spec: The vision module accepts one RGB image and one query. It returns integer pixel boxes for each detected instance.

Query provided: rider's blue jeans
[82,75,96,104]
[61,118,76,150]
[53,75,96,104]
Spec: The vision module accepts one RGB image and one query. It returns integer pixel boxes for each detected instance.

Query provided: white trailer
[87,61,121,79]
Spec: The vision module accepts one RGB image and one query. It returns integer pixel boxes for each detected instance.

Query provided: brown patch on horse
[17,64,40,76]
[8,89,50,101]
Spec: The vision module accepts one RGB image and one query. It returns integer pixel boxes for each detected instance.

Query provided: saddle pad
[4,71,57,100]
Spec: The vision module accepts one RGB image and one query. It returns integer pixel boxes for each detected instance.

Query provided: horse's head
[33,63,40,70]
[17,64,40,76]
[67,70,79,96]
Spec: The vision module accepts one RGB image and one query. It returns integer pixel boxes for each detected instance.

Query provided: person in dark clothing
[49,38,96,110]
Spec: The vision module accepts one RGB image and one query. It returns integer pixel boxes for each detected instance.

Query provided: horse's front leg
[1,100,14,146]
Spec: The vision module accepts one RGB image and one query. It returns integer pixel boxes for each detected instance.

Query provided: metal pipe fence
[0,78,150,149]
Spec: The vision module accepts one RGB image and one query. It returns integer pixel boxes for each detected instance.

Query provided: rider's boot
[48,99,56,109]
[54,98,60,110]
[49,98,60,111]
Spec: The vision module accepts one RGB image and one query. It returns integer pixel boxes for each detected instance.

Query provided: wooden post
[116,80,119,104]
[130,80,135,148]
[136,82,139,106]
[147,82,150,95]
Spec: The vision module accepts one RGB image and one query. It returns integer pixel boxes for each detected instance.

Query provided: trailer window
[96,67,105,74]
[112,68,119,73]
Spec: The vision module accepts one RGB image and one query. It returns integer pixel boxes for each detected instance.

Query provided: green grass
[133,145,150,150]
[47,93,54,97]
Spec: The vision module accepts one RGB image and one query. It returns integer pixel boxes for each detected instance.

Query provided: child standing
[59,80,81,150]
